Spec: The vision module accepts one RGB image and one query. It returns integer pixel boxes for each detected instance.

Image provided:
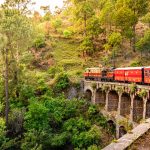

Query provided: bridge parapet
[103,118,150,150]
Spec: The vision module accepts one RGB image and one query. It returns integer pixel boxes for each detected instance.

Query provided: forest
[0,0,150,149]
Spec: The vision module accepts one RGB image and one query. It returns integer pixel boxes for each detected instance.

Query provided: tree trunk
[132,24,136,52]
[5,48,9,128]
[84,13,87,37]
[15,46,19,98]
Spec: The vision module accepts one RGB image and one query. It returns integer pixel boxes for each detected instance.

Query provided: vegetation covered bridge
[83,80,150,139]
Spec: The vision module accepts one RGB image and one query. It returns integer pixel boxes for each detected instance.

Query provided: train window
[149,70,150,77]
[145,71,148,77]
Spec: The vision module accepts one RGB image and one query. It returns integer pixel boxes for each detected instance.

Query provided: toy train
[84,67,150,84]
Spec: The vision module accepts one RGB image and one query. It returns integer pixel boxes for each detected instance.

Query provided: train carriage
[144,67,150,84]
[114,67,143,83]
[114,68,125,81]
[84,68,102,80]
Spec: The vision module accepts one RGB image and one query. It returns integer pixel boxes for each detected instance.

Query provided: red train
[84,67,150,84]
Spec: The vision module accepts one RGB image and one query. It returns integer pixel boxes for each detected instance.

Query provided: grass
[51,38,85,81]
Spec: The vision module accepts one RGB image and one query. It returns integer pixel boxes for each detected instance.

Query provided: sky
[0,0,64,14]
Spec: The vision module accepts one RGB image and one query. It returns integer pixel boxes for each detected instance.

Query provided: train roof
[144,66,150,68]
[115,67,144,70]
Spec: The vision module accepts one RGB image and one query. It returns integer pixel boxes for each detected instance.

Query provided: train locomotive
[84,66,150,84]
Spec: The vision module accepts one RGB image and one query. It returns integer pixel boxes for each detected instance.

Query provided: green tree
[142,13,150,28]
[104,32,122,67]
[126,0,149,51]
[0,1,34,127]
[114,6,137,41]
[100,0,115,33]
[136,29,150,56]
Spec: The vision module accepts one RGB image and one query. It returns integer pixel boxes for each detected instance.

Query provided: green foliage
[87,145,99,150]
[87,16,103,37]
[21,129,50,150]
[0,118,7,146]
[43,12,51,21]
[72,125,101,148]
[129,83,137,94]
[48,66,64,78]
[114,6,137,32]
[92,83,97,89]
[8,108,25,135]
[102,85,109,92]
[0,102,4,114]
[0,33,8,49]
[130,60,142,67]
[74,0,95,21]
[52,19,62,31]
[102,56,110,66]
[138,89,147,98]
[51,132,68,147]
[126,0,149,17]
[63,30,72,38]
[142,12,150,26]
[80,37,94,54]
[88,105,98,116]
[100,0,114,27]
[136,29,150,53]
[116,86,123,93]
[24,100,49,131]
[62,117,101,148]
[108,32,122,47]
[21,97,108,149]
[33,34,46,49]
[53,73,70,92]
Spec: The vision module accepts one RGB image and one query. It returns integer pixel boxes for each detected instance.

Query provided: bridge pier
[105,91,109,111]
[143,98,147,120]
[117,92,122,116]
[146,100,150,118]
[116,124,120,139]
[92,89,96,104]
[130,94,135,122]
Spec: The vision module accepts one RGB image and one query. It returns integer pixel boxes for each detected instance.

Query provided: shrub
[21,129,50,150]
[130,60,142,67]
[63,30,72,38]
[52,19,62,31]
[33,34,46,49]
[72,125,101,148]
[138,89,147,98]
[92,83,97,89]
[0,118,7,146]
[79,37,94,55]
[54,73,70,92]
[129,83,137,94]
[24,100,49,131]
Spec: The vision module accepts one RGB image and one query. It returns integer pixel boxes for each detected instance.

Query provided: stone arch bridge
[83,80,150,138]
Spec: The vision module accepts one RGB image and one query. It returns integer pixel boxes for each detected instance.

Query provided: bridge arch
[133,95,143,122]
[108,90,119,112]
[120,93,131,117]
[95,88,106,106]
[107,120,116,135]
[146,100,150,118]
[84,89,92,102]
[119,126,127,138]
